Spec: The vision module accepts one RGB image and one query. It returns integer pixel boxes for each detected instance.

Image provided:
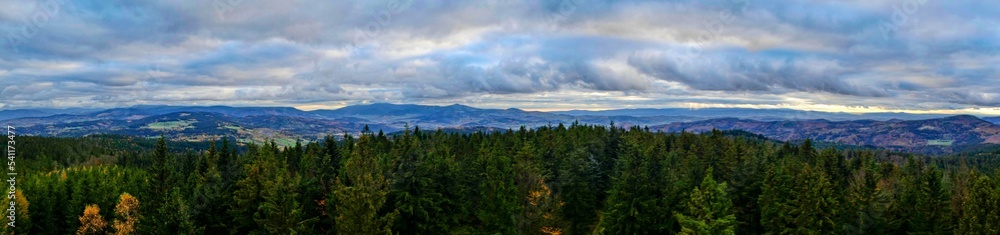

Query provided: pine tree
[910,165,950,234]
[473,141,519,234]
[841,167,890,234]
[600,134,669,234]
[324,134,343,179]
[160,187,201,234]
[514,140,566,235]
[230,143,276,234]
[760,160,837,234]
[192,155,227,233]
[559,147,601,235]
[957,174,999,234]
[148,134,171,233]
[297,147,329,233]
[789,165,838,234]
[334,134,397,234]
[675,168,736,235]
[391,129,449,234]
[287,141,303,174]
[258,167,306,234]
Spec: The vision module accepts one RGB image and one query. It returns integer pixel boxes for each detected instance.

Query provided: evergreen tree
[148,134,171,234]
[841,166,890,234]
[472,141,520,234]
[957,174,999,234]
[600,133,670,234]
[514,140,566,235]
[160,187,201,234]
[297,147,330,233]
[192,155,227,233]
[230,143,277,234]
[760,161,838,234]
[675,168,737,235]
[910,165,950,234]
[790,165,838,234]
[334,134,398,234]
[558,147,601,235]
[390,128,450,234]
[258,167,306,234]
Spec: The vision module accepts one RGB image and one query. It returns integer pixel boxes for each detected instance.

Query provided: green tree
[557,147,601,235]
[760,161,837,234]
[390,128,452,234]
[192,154,228,233]
[151,134,170,200]
[160,187,201,234]
[910,165,950,234]
[472,141,520,234]
[258,167,306,234]
[600,133,671,234]
[514,140,566,235]
[957,174,999,234]
[841,166,890,234]
[230,143,278,235]
[334,134,398,234]
[297,145,332,234]
[675,168,736,235]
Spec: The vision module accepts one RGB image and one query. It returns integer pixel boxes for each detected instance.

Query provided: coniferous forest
[6,124,1000,234]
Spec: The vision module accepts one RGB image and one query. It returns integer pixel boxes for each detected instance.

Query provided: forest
[5,123,1000,234]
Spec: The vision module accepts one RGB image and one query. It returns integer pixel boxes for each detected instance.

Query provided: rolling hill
[4,103,999,153]
[986,116,1000,124]
[653,115,1000,154]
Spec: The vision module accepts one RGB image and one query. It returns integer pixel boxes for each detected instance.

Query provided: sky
[1,0,999,114]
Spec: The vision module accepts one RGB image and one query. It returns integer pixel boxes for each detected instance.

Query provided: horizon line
[1,102,999,116]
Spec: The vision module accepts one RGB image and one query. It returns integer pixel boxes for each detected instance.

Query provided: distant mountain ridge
[0,108,99,121]
[3,103,998,153]
[555,108,956,121]
[3,103,992,122]
[986,116,1000,124]
[654,115,1000,154]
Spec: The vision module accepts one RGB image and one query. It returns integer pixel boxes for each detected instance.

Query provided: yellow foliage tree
[77,204,107,235]
[112,193,140,235]
[0,190,30,235]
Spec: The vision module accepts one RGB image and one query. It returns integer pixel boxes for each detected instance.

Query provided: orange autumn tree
[77,204,107,235]
[112,193,140,235]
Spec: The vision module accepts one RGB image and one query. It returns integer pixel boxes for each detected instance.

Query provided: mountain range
[2,103,999,153]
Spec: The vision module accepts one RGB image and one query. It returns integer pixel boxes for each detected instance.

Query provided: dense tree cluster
[9,124,1000,234]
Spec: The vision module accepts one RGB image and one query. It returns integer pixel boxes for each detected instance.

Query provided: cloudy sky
[1,0,999,114]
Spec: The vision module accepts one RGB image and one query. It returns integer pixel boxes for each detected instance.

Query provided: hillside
[986,116,1000,124]
[654,115,1000,154]
[5,104,999,153]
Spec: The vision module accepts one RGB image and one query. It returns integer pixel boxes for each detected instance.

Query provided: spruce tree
[675,168,736,235]
[258,167,306,234]
[957,175,999,234]
[334,134,397,234]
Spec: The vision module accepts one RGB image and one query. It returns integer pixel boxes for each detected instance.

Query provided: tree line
[8,123,1000,234]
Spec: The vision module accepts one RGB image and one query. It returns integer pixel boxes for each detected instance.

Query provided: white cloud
[0,0,999,112]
